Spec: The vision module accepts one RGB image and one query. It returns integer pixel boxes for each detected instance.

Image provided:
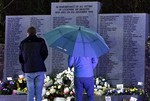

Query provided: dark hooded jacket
[19,35,48,73]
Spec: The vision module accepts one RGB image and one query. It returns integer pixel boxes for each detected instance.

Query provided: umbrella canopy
[44,25,109,57]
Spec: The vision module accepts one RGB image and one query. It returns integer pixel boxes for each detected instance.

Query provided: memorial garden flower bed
[0,68,146,101]
[0,76,27,95]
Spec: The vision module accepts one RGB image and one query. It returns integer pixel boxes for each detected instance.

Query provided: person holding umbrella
[68,56,98,101]
[19,26,48,101]
[44,25,109,101]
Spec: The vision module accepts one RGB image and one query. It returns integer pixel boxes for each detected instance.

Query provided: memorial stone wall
[4,15,52,80]
[50,2,100,75]
[97,14,149,87]
[4,2,148,89]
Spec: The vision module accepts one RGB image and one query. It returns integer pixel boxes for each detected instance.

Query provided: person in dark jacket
[19,26,48,101]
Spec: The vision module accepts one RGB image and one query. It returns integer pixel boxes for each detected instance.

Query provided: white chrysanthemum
[70,72,74,75]
[63,70,68,74]
[104,82,108,87]
[44,79,53,87]
[70,91,74,95]
[50,88,56,94]
[73,88,75,92]
[66,96,74,101]
[95,78,99,85]
[94,90,103,96]
[42,99,48,101]
[57,85,61,89]
[57,78,63,84]
[71,68,74,72]
[97,85,102,89]
[102,78,105,81]
[94,88,98,92]
[44,76,50,82]
[69,77,74,81]
[46,91,50,96]
[54,80,58,84]
[107,83,110,88]
[67,68,71,72]
[56,74,61,79]
[66,74,71,78]
[64,87,70,94]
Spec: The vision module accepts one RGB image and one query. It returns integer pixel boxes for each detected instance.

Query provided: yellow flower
[17,87,21,91]
[23,78,26,81]
[18,78,23,83]
[22,88,28,93]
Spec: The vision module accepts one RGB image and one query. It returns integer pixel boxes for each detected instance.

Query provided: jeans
[74,76,94,101]
[25,72,45,101]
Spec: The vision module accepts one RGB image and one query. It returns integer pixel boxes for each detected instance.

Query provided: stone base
[0,95,145,101]
[83,95,145,101]
[0,95,27,101]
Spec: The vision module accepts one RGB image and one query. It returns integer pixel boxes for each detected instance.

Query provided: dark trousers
[74,76,94,101]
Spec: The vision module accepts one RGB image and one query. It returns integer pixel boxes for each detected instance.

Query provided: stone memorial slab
[4,15,52,80]
[50,2,100,75]
[97,13,149,87]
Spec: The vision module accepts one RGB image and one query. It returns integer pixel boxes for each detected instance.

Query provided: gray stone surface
[0,95,27,101]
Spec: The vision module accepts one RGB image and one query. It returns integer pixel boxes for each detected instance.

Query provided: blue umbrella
[44,25,109,57]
